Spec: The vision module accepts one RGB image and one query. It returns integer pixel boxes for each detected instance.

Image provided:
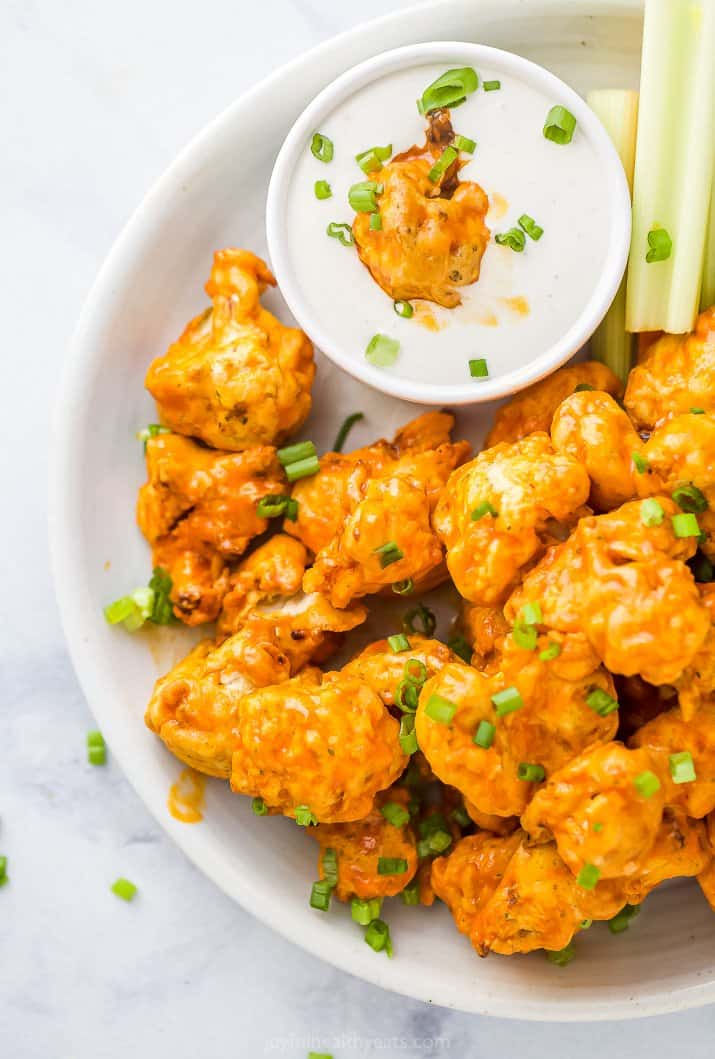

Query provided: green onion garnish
[310,132,334,163]
[321,847,338,888]
[355,143,392,173]
[417,830,452,857]
[401,881,420,905]
[87,730,106,766]
[374,541,404,568]
[351,896,382,924]
[447,635,472,664]
[399,714,419,755]
[402,603,436,637]
[592,822,604,833]
[314,180,332,200]
[294,805,318,827]
[453,134,476,153]
[326,221,354,246]
[285,455,319,482]
[418,67,479,114]
[547,944,575,966]
[137,423,170,451]
[377,857,408,875]
[491,686,523,716]
[646,227,672,263]
[632,452,649,474]
[640,498,665,526]
[469,357,489,378]
[483,80,501,92]
[585,687,619,716]
[608,903,641,934]
[471,500,498,520]
[365,333,400,368]
[577,863,600,890]
[392,578,414,596]
[388,633,410,653]
[517,762,545,783]
[689,551,715,582]
[425,694,457,725]
[309,880,333,911]
[512,622,538,651]
[451,805,472,828]
[348,180,383,213]
[0,856,7,887]
[495,228,526,252]
[691,407,706,415]
[393,299,414,318]
[364,918,393,956]
[277,441,319,483]
[369,213,383,231]
[672,484,708,513]
[474,719,495,748]
[396,679,419,713]
[539,641,561,662]
[575,383,594,392]
[518,214,544,241]
[672,512,701,538]
[104,566,175,632]
[251,797,268,816]
[404,658,428,685]
[521,601,543,626]
[543,105,577,145]
[580,918,593,930]
[669,750,697,784]
[633,770,661,798]
[428,146,459,183]
[332,411,364,453]
[256,494,295,519]
[111,878,137,902]
[380,802,410,828]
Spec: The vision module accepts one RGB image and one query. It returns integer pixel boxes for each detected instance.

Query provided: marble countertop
[3,0,715,1055]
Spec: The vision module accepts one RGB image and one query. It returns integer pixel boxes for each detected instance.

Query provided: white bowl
[267,40,632,405]
[50,0,715,1020]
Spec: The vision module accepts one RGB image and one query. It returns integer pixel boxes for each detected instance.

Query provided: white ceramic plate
[50,0,715,1020]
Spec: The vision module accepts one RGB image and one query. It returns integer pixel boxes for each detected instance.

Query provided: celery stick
[702,174,715,309]
[587,90,639,381]
[626,0,715,333]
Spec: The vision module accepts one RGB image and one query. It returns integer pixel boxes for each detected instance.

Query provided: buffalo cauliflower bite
[457,602,510,670]
[433,433,590,605]
[145,249,315,450]
[486,361,622,448]
[311,787,418,901]
[624,306,715,430]
[352,110,490,308]
[342,635,457,708]
[623,809,710,905]
[630,703,715,818]
[217,534,366,668]
[415,636,618,820]
[145,627,295,778]
[230,670,407,823]
[137,433,287,624]
[521,742,665,880]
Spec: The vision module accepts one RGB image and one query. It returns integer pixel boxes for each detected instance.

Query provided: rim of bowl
[266,40,632,405]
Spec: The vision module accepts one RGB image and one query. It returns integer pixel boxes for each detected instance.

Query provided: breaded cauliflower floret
[137,433,287,625]
[145,249,315,450]
[630,703,715,818]
[623,809,710,905]
[230,670,407,823]
[457,602,510,670]
[432,433,590,605]
[342,635,457,708]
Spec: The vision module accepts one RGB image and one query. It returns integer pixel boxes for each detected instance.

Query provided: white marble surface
[3,1,715,1055]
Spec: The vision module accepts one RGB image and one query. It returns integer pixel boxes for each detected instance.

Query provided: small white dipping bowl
[267,41,631,405]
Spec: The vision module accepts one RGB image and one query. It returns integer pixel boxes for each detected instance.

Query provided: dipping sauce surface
[284,61,612,386]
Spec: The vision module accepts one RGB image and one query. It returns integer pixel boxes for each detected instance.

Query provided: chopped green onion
[402,604,436,637]
[369,212,383,231]
[377,857,408,876]
[543,105,577,145]
[314,180,332,200]
[365,333,400,368]
[539,641,562,662]
[586,687,619,717]
[374,541,404,568]
[284,499,299,521]
[321,847,338,888]
[418,67,479,114]
[295,805,318,827]
[355,143,392,173]
[111,878,137,902]
[393,299,414,318]
[309,880,332,911]
[364,918,393,956]
[0,856,7,887]
[672,484,708,513]
[137,423,170,451]
[640,498,665,526]
[495,228,526,252]
[392,578,414,596]
[521,601,543,626]
[351,896,382,925]
[691,407,706,415]
[669,750,697,784]
[632,451,649,474]
[428,146,459,183]
[395,679,419,713]
[646,227,672,263]
[575,382,594,392]
[592,822,604,833]
[308,1053,333,1059]
[491,686,523,716]
[512,622,538,651]
[87,730,105,747]
[380,802,410,828]
[518,214,544,241]
[608,903,641,934]
[517,762,545,783]
[672,512,701,538]
[483,80,501,92]
[404,658,428,685]
[418,830,452,857]
[689,551,715,583]
[332,412,364,453]
[633,770,661,798]
[453,134,476,153]
[104,567,175,632]
[401,881,420,905]
[251,797,268,816]
[448,635,472,664]
[284,455,320,482]
[326,221,354,246]
[399,714,418,755]
[577,863,600,890]
[87,730,106,766]
[451,805,472,829]
[388,633,410,653]
[310,132,334,163]
[474,719,495,749]
[547,944,575,966]
[580,919,593,930]
[348,179,382,213]
[471,500,498,520]
[277,440,316,465]
[425,694,457,725]
[256,494,294,518]
[469,358,489,379]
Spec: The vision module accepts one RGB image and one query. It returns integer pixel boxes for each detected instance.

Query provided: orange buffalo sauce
[168,767,206,824]
[500,295,530,317]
